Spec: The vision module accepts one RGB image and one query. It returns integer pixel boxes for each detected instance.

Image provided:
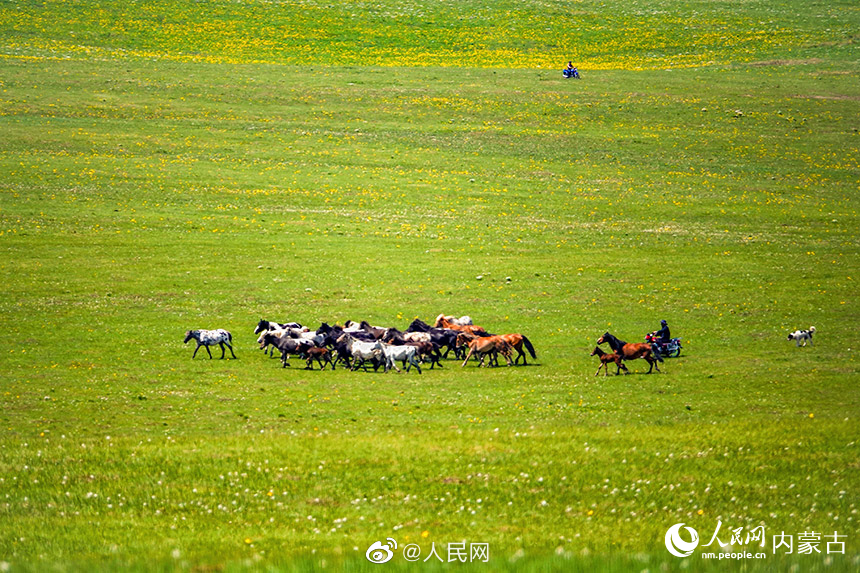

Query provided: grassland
[1,1,858,571]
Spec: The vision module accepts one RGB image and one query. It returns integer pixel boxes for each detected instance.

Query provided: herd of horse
[248,314,537,373]
[184,316,668,375]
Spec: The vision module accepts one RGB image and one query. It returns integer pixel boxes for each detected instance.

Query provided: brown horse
[435,315,490,337]
[596,332,661,374]
[457,333,513,367]
[304,347,334,370]
[500,333,537,365]
[590,346,629,376]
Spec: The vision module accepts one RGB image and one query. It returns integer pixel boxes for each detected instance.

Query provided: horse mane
[408,319,431,332]
[601,332,627,348]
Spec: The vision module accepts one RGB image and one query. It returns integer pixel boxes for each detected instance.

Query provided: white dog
[787,326,816,347]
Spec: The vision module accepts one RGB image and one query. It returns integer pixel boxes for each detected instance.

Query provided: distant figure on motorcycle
[563,62,580,79]
[649,320,669,361]
[655,319,670,343]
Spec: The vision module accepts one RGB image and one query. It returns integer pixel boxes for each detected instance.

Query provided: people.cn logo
[366,538,398,564]
[665,523,699,557]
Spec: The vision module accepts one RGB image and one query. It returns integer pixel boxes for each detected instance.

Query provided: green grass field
[1,1,858,571]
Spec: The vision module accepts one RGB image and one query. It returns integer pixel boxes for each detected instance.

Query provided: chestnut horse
[457,333,513,367]
[501,333,537,365]
[596,332,661,374]
[590,346,629,376]
[435,315,490,337]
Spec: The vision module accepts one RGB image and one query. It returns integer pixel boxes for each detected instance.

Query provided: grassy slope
[1,1,858,571]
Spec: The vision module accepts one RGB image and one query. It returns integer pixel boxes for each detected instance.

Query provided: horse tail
[521,335,537,359]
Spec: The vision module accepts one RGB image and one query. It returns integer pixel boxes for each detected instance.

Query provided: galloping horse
[596,332,661,374]
[336,333,385,371]
[500,333,537,365]
[259,332,313,368]
[406,320,460,358]
[457,333,513,367]
[254,319,302,335]
[434,314,473,327]
[590,346,629,376]
[435,315,490,337]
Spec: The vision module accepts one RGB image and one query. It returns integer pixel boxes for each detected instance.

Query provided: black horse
[254,319,303,335]
[406,320,461,358]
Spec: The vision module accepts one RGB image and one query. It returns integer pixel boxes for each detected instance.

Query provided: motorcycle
[645,332,683,357]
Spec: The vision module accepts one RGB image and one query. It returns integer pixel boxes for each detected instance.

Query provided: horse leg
[515,345,526,365]
[226,340,237,358]
[484,349,496,367]
[595,362,604,376]
[219,342,226,359]
[644,355,657,373]
[192,343,201,359]
[434,348,444,368]
[205,344,213,359]
[647,351,661,373]
[461,348,475,367]
[411,355,422,374]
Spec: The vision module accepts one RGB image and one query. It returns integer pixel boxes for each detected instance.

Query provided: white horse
[337,333,384,371]
[184,329,236,359]
[381,343,422,374]
[435,314,473,327]
[290,328,325,347]
[403,331,431,343]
